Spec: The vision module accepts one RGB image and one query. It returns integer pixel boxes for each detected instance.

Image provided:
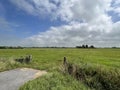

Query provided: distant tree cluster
[76,45,95,48]
[0,46,23,49]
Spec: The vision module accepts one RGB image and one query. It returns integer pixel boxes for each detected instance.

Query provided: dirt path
[0,68,47,90]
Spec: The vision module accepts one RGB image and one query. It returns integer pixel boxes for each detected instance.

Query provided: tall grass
[64,62,120,90]
[0,57,20,72]
[19,72,92,90]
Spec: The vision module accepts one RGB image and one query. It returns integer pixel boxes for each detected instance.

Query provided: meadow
[0,48,120,90]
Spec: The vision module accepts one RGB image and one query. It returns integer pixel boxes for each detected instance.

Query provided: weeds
[64,62,120,90]
[0,57,20,72]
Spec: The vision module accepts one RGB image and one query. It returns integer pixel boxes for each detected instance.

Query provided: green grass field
[0,48,120,90]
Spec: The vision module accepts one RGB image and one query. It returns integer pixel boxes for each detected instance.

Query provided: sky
[0,0,120,47]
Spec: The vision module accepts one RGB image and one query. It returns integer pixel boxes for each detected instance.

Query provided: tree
[76,46,82,48]
[82,45,86,48]
[85,45,88,48]
[89,45,95,48]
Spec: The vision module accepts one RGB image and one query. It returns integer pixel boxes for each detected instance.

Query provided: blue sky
[0,0,120,47]
[0,0,65,37]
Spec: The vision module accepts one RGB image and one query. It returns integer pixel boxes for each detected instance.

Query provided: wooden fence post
[63,57,68,72]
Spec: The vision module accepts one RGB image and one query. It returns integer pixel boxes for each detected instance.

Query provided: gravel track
[0,68,47,90]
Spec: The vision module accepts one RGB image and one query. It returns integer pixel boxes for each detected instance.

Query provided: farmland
[0,48,120,90]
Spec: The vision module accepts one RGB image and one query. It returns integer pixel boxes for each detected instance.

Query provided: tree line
[0,46,23,49]
[76,45,95,48]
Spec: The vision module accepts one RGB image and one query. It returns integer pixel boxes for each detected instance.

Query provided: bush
[15,55,32,64]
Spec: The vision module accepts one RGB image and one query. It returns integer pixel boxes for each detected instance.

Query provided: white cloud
[10,0,112,22]
[10,0,36,15]
[10,0,120,47]
[10,0,58,18]
[22,21,119,47]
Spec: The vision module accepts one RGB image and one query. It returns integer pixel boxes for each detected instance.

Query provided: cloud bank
[10,0,120,47]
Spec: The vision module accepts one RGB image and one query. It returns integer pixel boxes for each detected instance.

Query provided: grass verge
[19,71,92,90]
[65,62,120,90]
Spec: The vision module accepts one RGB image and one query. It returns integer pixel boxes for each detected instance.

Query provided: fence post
[63,57,68,72]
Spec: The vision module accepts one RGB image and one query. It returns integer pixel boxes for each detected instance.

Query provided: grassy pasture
[0,48,120,90]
